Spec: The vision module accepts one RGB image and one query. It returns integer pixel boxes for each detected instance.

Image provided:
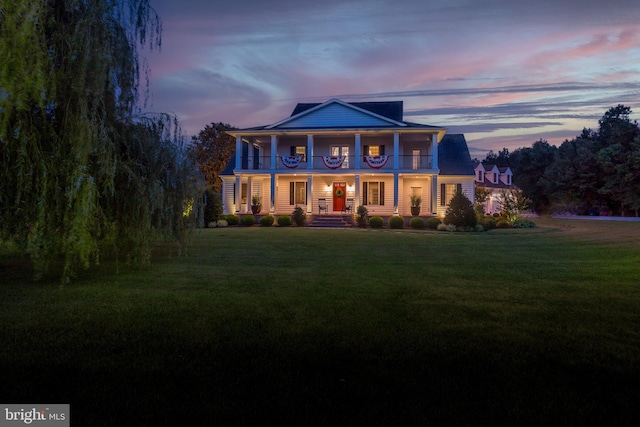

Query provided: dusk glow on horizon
[144,0,640,158]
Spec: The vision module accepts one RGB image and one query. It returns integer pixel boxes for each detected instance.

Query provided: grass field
[1,218,639,426]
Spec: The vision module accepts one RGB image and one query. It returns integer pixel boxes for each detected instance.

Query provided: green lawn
[1,219,639,426]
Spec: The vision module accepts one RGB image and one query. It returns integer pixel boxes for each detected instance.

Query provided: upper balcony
[239,154,434,172]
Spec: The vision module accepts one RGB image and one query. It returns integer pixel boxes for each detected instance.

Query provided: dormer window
[477,170,484,182]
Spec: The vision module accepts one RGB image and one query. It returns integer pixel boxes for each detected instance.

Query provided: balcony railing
[238,155,434,171]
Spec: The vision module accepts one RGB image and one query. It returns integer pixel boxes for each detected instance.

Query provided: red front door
[333,182,346,211]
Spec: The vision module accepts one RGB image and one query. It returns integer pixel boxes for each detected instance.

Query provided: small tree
[291,206,306,226]
[474,185,492,217]
[498,189,531,224]
[356,205,369,228]
[444,189,477,228]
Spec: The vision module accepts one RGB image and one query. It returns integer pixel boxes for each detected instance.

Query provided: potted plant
[410,194,422,216]
[251,195,262,214]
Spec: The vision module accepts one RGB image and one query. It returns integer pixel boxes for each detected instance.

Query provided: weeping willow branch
[0,1,199,282]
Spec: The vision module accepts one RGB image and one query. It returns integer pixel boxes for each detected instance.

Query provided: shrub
[369,216,384,228]
[259,215,274,227]
[216,219,228,227]
[277,215,292,227]
[444,189,477,228]
[410,217,425,229]
[426,217,442,229]
[356,205,369,228]
[203,189,223,226]
[475,224,484,232]
[291,206,306,226]
[224,215,239,226]
[512,218,537,228]
[493,213,500,218]
[481,217,497,230]
[437,223,457,232]
[240,215,255,226]
[496,220,510,228]
[389,216,404,229]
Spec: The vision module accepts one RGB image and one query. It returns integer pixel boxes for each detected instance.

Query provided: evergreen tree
[444,189,477,228]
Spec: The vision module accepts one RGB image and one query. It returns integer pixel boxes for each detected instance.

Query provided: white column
[354,134,361,169]
[306,175,313,214]
[393,133,399,170]
[235,174,242,214]
[431,133,439,169]
[246,176,253,213]
[270,173,276,214]
[235,136,242,171]
[270,135,277,171]
[355,174,361,210]
[307,135,313,170]
[393,173,399,215]
[431,174,438,215]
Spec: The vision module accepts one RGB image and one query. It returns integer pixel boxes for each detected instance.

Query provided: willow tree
[0,0,199,281]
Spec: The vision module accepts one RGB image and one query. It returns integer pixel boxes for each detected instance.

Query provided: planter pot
[251,205,261,214]
[411,206,421,216]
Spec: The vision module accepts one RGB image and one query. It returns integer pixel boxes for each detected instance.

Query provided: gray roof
[438,134,475,176]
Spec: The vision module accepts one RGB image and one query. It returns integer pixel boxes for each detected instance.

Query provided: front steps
[308,215,353,228]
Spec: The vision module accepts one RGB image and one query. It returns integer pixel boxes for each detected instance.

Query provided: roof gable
[267,98,406,129]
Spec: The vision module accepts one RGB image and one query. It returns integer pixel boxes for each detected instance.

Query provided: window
[363,145,385,156]
[477,170,484,182]
[331,146,349,168]
[507,175,512,185]
[412,149,421,169]
[362,181,385,205]
[290,182,306,205]
[440,183,462,206]
[291,146,306,162]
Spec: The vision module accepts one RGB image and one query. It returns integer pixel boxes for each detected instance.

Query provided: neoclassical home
[221,98,475,217]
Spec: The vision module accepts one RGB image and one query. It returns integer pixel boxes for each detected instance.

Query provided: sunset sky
[145,0,640,157]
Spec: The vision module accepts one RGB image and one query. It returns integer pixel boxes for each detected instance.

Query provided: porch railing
[238,155,434,171]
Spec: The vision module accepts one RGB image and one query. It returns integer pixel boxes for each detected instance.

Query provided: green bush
[496,220,510,228]
[259,215,274,227]
[426,217,442,229]
[437,223,456,232]
[475,224,484,232]
[224,215,239,226]
[356,205,369,228]
[389,216,404,229]
[444,189,477,228]
[481,217,497,230]
[216,219,228,228]
[512,218,537,228]
[291,206,306,226]
[410,217,425,229]
[369,216,384,228]
[203,189,223,226]
[240,215,255,226]
[277,215,292,227]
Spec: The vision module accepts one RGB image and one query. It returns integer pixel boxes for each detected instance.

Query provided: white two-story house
[221,98,475,217]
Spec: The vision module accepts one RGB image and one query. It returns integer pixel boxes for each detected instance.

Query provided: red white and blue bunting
[364,155,389,169]
[280,155,303,169]
[322,156,345,169]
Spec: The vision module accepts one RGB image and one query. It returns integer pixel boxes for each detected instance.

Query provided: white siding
[277,103,392,129]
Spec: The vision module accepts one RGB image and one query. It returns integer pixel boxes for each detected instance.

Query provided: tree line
[1,1,201,281]
[478,105,640,216]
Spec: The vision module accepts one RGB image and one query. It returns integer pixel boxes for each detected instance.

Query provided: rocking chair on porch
[318,198,328,214]
[342,198,354,214]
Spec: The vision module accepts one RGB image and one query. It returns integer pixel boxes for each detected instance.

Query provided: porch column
[306,175,313,214]
[307,135,313,170]
[270,173,276,214]
[235,136,242,171]
[431,133,439,169]
[235,174,242,214]
[393,133,399,170]
[354,174,361,209]
[393,173,399,215]
[431,174,438,215]
[270,135,278,171]
[354,134,361,169]
[246,176,253,213]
